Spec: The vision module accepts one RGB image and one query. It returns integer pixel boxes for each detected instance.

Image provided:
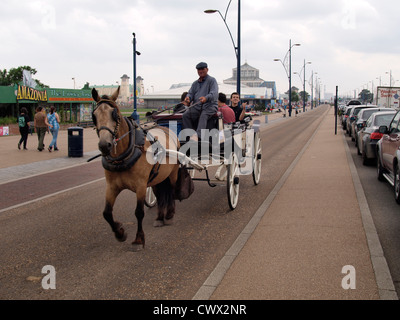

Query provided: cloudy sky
[1,0,399,98]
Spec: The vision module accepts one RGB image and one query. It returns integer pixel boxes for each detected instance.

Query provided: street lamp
[131,32,141,121]
[205,0,241,96]
[274,39,301,117]
[298,60,311,112]
[72,77,75,89]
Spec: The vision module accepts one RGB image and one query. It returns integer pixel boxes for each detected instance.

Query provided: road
[343,131,400,298]
[0,106,328,299]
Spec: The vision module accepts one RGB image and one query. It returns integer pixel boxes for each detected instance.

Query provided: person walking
[47,106,60,152]
[17,107,30,150]
[182,62,218,141]
[34,106,49,151]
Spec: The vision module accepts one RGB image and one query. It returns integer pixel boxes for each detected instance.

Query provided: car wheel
[394,164,400,204]
[377,154,385,182]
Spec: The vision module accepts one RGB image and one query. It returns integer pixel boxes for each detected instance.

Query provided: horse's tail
[155,177,175,220]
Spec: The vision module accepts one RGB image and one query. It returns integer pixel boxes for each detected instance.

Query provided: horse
[91,87,180,249]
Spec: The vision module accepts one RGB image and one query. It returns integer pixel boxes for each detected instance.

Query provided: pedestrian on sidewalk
[34,106,49,152]
[47,106,60,152]
[17,107,30,150]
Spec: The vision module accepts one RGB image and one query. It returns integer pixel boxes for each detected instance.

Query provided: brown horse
[92,87,180,249]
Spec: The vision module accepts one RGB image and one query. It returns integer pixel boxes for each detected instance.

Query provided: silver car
[353,107,388,143]
[357,110,397,165]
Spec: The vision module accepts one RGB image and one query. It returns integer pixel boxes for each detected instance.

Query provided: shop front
[0,85,95,134]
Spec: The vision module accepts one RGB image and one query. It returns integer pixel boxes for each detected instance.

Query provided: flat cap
[196,62,208,69]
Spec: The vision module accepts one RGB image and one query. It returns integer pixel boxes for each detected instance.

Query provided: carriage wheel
[227,152,240,210]
[252,131,262,185]
[145,187,157,208]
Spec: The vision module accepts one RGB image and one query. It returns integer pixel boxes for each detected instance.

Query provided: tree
[358,89,373,104]
[291,90,300,103]
[299,91,310,102]
[0,66,48,87]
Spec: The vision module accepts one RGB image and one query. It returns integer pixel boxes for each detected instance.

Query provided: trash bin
[68,127,83,157]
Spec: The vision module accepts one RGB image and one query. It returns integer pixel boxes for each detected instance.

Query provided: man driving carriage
[182,62,218,141]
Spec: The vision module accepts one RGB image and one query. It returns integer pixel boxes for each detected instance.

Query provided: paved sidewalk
[194,106,398,300]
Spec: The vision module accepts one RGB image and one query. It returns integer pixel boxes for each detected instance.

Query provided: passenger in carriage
[182,62,218,141]
[229,92,247,123]
[217,93,236,124]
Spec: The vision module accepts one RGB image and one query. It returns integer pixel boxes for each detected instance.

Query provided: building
[140,62,277,109]
[0,84,94,124]
[223,62,267,88]
[92,74,144,107]
[141,82,273,110]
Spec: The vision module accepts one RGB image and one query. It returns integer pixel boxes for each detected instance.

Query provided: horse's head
[92,87,121,156]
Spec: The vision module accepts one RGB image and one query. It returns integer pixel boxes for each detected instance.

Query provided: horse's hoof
[153,220,164,227]
[164,217,174,226]
[131,242,144,252]
[114,224,127,242]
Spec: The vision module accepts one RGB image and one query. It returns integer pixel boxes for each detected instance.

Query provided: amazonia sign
[17,85,48,102]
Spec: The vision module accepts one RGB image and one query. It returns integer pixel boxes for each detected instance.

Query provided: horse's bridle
[93,99,121,139]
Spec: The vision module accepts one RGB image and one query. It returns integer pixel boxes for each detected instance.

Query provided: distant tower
[120,74,130,103]
[136,76,144,97]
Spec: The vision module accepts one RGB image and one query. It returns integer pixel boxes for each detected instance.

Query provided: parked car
[376,110,400,204]
[353,107,388,143]
[342,106,354,130]
[346,105,377,138]
[357,110,396,165]
[347,99,362,106]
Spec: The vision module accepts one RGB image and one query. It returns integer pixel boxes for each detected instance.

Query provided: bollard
[265,115,268,124]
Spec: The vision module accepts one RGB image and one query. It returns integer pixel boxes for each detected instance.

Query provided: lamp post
[205,0,241,96]
[72,77,75,89]
[311,71,317,109]
[299,59,311,112]
[274,39,301,117]
[131,32,141,121]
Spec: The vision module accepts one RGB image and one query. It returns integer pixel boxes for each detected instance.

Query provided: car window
[366,116,373,127]
[374,114,396,127]
[389,112,400,134]
[361,109,376,120]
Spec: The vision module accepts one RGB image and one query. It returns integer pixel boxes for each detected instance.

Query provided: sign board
[0,126,10,136]
[16,85,48,102]
[376,86,400,108]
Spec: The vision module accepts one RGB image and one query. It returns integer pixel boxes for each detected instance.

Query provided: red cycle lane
[0,160,104,210]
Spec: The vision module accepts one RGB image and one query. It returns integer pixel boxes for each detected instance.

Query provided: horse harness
[92,99,163,182]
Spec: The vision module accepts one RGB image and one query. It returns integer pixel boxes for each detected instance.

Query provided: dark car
[346,105,377,138]
[342,106,354,130]
[376,110,400,204]
[357,110,396,165]
[347,99,361,106]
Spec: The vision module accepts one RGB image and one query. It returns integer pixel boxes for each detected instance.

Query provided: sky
[1,0,399,98]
